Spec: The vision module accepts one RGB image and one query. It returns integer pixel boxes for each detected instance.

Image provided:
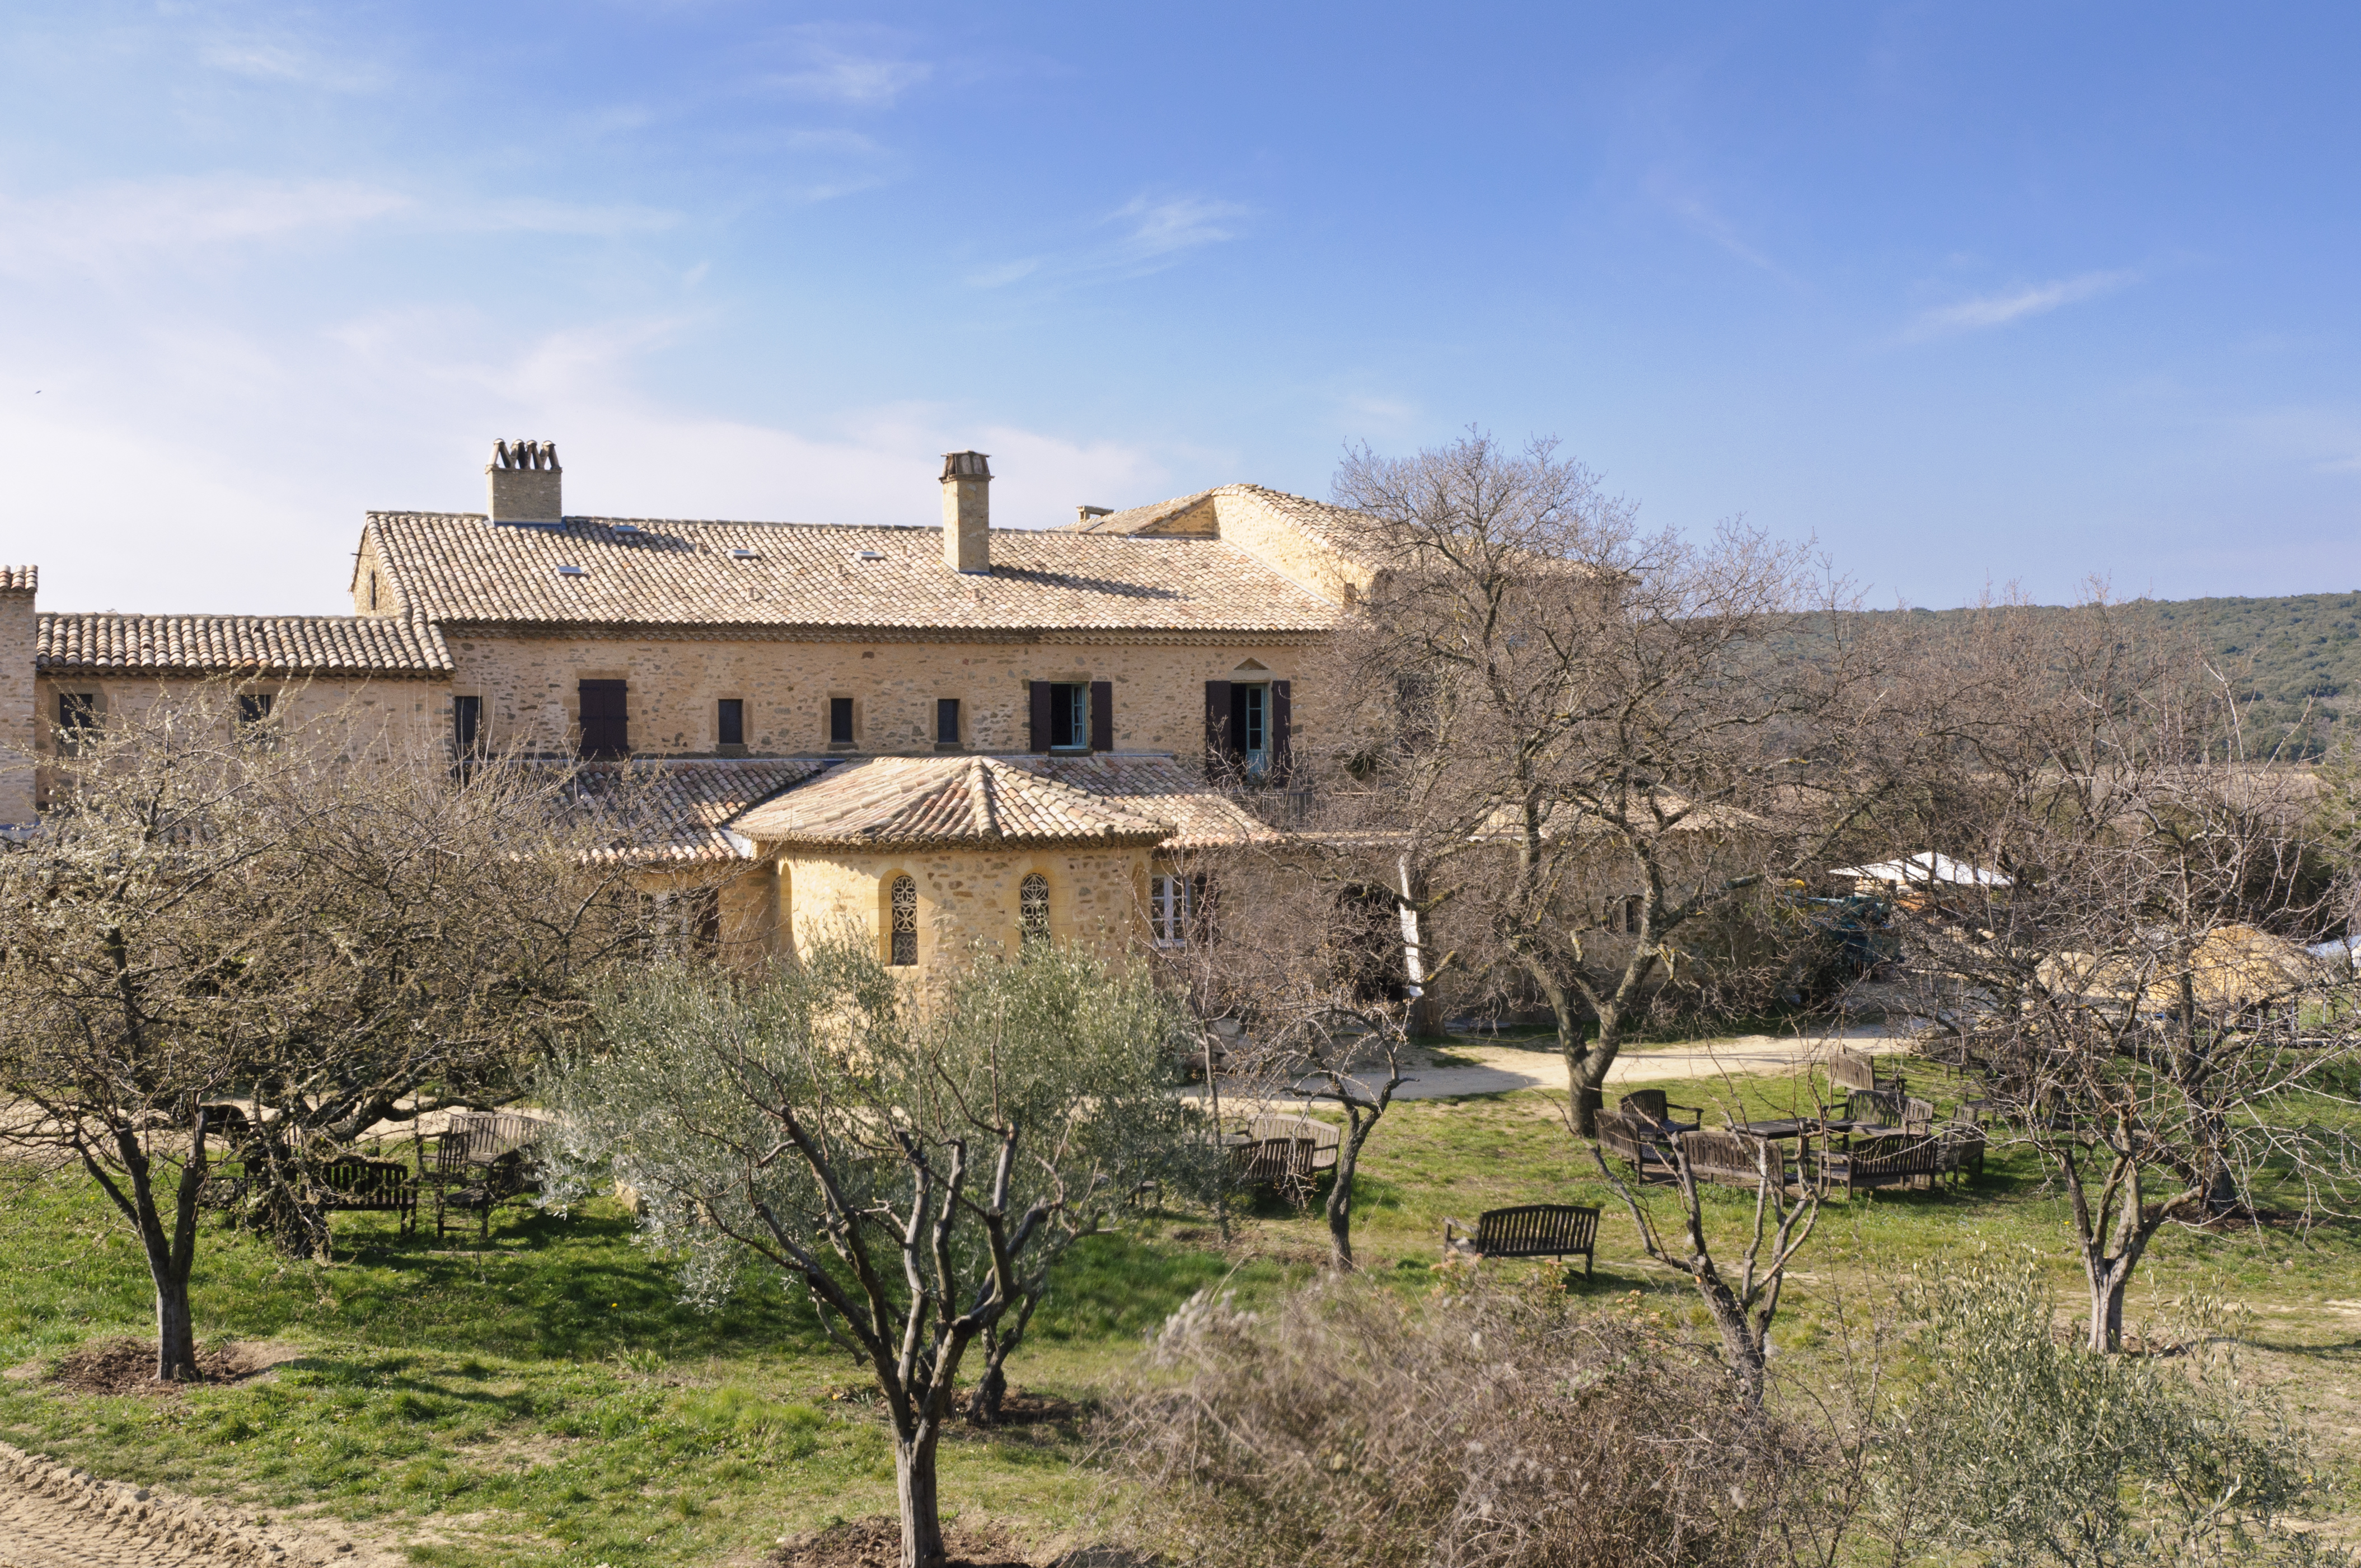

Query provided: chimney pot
[1076,505,1113,526]
[488,439,563,524]
[940,450,991,574]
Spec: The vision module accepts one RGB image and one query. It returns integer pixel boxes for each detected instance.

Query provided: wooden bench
[1231,1137,1320,1202]
[1595,1108,1678,1180]
[1243,1114,1341,1172]
[1828,1050,1904,1096]
[1674,1129,1794,1192]
[311,1158,418,1237]
[1810,1133,1948,1198]
[1442,1204,1600,1278]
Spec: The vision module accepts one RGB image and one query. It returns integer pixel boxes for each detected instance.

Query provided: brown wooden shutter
[1203,680,1233,774]
[1029,681,1053,752]
[1089,680,1113,752]
[578,679,629,759]
[1269,679,1292,783]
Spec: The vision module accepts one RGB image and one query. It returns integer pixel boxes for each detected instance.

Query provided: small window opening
[889,876,918,966]
[829,696,855,746]
[936,698,961,746]
[1150,873,1192,946]
[453,695,482,757]
[367,571,378,611]
[1019,873,1051,945]
[1050,684,1088,750]
[57,693,97,755]
[236,692,274,727]
[717,698,744,747]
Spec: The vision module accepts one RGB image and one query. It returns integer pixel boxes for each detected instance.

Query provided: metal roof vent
[856,550,885,561]
[729,548,759,560]
[556,565,586,578]
[611,523,644,537]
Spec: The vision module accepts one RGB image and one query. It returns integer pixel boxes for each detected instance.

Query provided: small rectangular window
[1050,684,1088,750]
[57,693,97,754]
[453,695,482,756]
[936,698,961,746]
[1150,873,1192,946]
[717,698,744,747]
[236,692,274,727]
[829,696,855,745]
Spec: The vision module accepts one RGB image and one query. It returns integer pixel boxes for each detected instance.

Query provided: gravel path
[0,1441,396,1568]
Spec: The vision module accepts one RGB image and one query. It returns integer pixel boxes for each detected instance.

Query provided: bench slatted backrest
[1845,1088,1905,1126]
[1240,1138,1315,1183]
[1850,1134,1946,1178]
[1678,1130,1773,1185]
[1474,1204,1598,1258]
[447,1112,548,1165]
[1595,1110,1657,1166]
[1620,1089,1673,1121]
[1247,1115,1341,1157]
[320,1158,413,1204]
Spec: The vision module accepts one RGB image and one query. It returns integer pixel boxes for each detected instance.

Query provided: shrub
[1102,1277,1805,1567]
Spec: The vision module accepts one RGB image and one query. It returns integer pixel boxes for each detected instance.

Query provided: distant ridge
[1890,592,2361,759]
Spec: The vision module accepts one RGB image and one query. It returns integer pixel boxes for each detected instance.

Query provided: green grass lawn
[2,1065,2355,1565]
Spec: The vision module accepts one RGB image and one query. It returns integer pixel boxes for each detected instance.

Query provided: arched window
[889,875,917,966]
[1019,872,1051,946]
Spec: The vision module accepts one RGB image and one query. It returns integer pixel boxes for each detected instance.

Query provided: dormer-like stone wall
[0,568,36,827]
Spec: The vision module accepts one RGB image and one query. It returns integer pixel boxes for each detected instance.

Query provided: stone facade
[779,844,1149,982]
[432,631,1313,764]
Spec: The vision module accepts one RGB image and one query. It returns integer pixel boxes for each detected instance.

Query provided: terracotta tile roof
[36,613,452,676]
[0,567,34,595]
[733,754,1178,849]
[364,512,1339,642]
[573,757,836,863]
[1015,753,1282,849]
[1061,483,1372,555]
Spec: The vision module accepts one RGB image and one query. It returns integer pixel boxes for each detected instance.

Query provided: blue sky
[6,3,2361,615]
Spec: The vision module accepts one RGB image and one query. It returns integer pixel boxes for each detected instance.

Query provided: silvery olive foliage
[1875,1253,2345,1568]
[540,936,1212,1568]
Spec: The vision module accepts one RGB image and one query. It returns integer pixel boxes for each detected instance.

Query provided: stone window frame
[1147,870,1192,947]
[934,695,964,752]
[828,694,858,749]
[1018,869,1052,947]
[885,871,920,967]
[715,695,747,752]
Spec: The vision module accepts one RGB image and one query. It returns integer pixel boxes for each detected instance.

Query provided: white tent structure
[1830,851,2011,892]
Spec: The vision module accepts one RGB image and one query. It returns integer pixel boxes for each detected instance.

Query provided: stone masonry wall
[29,673,447,807]
[441,633,1324,771]
[779,844,1148,994]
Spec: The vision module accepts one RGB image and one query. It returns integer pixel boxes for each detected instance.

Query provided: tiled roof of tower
[1017,753,1282,848]
[363,512,1341,640]
[733,755,1179,848]
[0,567,34,594]
[573,758,836,863]
[1061,483,1374,555]
[36,613,452,676]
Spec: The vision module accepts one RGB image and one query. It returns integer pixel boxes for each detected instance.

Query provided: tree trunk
[1564,1013,1604,1135]
[893,1432,948,1568]
[2087,1267,2129,1354]
[152,1267,198,1382]
[1325,1146,1358,1271]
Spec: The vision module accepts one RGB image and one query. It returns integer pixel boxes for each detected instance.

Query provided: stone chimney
[940,451,991,574]
[0,567,36,831]
[487,439,562,524]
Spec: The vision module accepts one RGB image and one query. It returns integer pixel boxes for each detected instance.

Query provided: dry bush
[1100,1277,1807,1568]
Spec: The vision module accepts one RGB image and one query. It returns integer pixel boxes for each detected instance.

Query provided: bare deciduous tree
[0,687,648,1378]
[1881,597,2361,1350]
[1323,431,1899,1133]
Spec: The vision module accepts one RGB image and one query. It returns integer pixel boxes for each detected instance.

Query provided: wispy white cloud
[967,193,1247,289]
[0,175,681,278]
[762,26,931,107]
[1903,270,2137,341]
[198,36,386,93]
[1641,169,1795,282]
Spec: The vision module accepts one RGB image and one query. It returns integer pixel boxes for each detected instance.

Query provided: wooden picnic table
[1728,1116,1871,1140]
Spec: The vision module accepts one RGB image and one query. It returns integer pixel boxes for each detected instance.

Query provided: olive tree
[542,939,1208,1568]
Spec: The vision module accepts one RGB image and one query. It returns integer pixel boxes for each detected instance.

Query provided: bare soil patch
[766,1516,1031,1568]
[45,1337,298,1396]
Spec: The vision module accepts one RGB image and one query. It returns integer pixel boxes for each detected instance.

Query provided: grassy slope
[2,1064,2354,1565]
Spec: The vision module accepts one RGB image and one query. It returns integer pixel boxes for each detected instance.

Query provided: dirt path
[1192,1024,1912,1109]
[0,1441,399,1568]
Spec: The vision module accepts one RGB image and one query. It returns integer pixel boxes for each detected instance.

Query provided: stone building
[1,442,1372,983]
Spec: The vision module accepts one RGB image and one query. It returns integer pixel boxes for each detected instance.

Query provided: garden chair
[1937,1120,1986,1186]
[1442,1204,1600,1278]
[1811,1132,1947,1199]
[1618,1088,1703,1134]
[430,1111,547,1238]
[1233,1137,1319,1204]
[1828,1050,1904,1096]
[1673,1129,1793,1193]
[1245,1113,1342,1172]
[1594,1109,1678,1181]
